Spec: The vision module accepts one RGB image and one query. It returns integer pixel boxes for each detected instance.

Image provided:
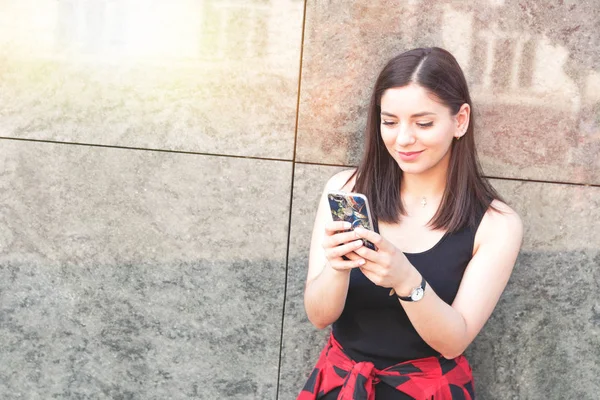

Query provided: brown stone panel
[296,0,600,184]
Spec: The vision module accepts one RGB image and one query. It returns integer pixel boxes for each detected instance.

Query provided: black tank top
[331,208,487,371]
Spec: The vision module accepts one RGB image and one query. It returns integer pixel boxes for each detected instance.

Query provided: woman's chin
[397,162,427,175]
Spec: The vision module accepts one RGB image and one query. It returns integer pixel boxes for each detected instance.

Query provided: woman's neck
[401,162,448,210]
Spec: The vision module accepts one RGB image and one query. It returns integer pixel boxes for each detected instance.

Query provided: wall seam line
[4,136,597,189]
[275,0,308,398]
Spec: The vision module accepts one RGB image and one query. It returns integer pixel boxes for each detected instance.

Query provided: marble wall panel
[296,0,600,185]
[0,140,292,399]
[467,179,600,399]
[0,0,304,159]
[278,163,345,400]
[279,163,600,399]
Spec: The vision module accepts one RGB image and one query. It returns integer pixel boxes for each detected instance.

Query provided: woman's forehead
[380,84,447,115]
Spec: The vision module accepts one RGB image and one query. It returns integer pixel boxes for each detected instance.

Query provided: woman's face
[379,83,468,176]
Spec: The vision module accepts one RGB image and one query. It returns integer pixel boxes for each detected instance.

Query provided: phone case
[327,191,376,250]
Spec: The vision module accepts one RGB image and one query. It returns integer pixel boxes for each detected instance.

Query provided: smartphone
[327,191,376,251]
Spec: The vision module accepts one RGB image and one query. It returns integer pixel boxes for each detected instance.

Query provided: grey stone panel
[0,140,292,399]
[468,250,600,400]
[278,163,345,400]
[468,179,600,399]
[295,0,600,184]
[279,165,600,399]
[0,0,304,160]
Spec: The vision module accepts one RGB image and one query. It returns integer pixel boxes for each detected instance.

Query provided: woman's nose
[395,125,416,146]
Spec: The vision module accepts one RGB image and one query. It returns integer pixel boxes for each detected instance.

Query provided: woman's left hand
[353,227,412,291]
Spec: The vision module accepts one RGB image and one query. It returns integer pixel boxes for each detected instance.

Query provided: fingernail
[343,222,351,229]
[358,259,365,265]
[354,240,363,246]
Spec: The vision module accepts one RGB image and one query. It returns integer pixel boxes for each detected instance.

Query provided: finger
[354,227,389,251]
[323,230,361,249]
[324,239,364,259]
[329,257,365,271]
[344,251,361,261]
[324,221,352,235]
[354,244,383,264]
[358,259,380,274]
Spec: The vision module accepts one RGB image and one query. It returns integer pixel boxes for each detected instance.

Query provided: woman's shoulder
[486,199,521,224]
[324,168,358,192]
[474,199,523,252]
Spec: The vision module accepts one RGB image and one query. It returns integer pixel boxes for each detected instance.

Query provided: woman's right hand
[322,221,366,272]
[304,169,361,329]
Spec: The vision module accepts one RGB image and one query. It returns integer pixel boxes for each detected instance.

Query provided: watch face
[411,287,424,301]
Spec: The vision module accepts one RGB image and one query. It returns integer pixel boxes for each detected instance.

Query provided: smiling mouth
[398,150,425,156]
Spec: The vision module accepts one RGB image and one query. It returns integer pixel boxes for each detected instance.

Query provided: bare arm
[354,200,523,358]
[304,169,365,329]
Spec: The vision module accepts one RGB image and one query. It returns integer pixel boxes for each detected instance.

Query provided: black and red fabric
[298,334,475,400]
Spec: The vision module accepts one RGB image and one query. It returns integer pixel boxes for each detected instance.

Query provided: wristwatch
[396,277,427,302]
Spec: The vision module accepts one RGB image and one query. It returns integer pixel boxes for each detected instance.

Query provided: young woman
[298,47,523,399]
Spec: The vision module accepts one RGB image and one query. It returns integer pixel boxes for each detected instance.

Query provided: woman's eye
[382,120,397,126]
[417,122,434,128]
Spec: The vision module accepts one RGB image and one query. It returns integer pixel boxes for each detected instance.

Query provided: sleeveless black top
[331,208,487,371]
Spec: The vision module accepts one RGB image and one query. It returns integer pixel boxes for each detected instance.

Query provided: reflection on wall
[0,0,302,69]
[436,2,599,178]
[53,0,273,60]
[200,1,269,60]
[392,1,599,113]
[295,0,598,184]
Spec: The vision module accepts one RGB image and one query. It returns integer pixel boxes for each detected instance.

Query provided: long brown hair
[354,47,501,232]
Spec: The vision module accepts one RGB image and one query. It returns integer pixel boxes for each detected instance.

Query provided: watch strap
[396,276,426,302]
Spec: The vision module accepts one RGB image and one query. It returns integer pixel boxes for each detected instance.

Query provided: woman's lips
[397,150,425,161]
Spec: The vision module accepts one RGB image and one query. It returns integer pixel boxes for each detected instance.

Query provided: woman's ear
[455,103,470,139]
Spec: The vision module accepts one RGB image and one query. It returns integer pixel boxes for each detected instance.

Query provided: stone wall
[1,1,598,399]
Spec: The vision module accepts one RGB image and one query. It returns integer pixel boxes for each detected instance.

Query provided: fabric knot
[338,361,377,400]
[352,361,376,379]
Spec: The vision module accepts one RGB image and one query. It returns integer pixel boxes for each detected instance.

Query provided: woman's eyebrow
[380,111,436,118]
[411,112,436,118]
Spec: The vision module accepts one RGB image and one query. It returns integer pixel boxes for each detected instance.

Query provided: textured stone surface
[468,250,600,400]
[0,140,292,399]
[278,165,600,399]
[278,163,345,400]
[296,0,600,184]
[467,180,600,399]
[1,1,599,399]
[0,0,304,159]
